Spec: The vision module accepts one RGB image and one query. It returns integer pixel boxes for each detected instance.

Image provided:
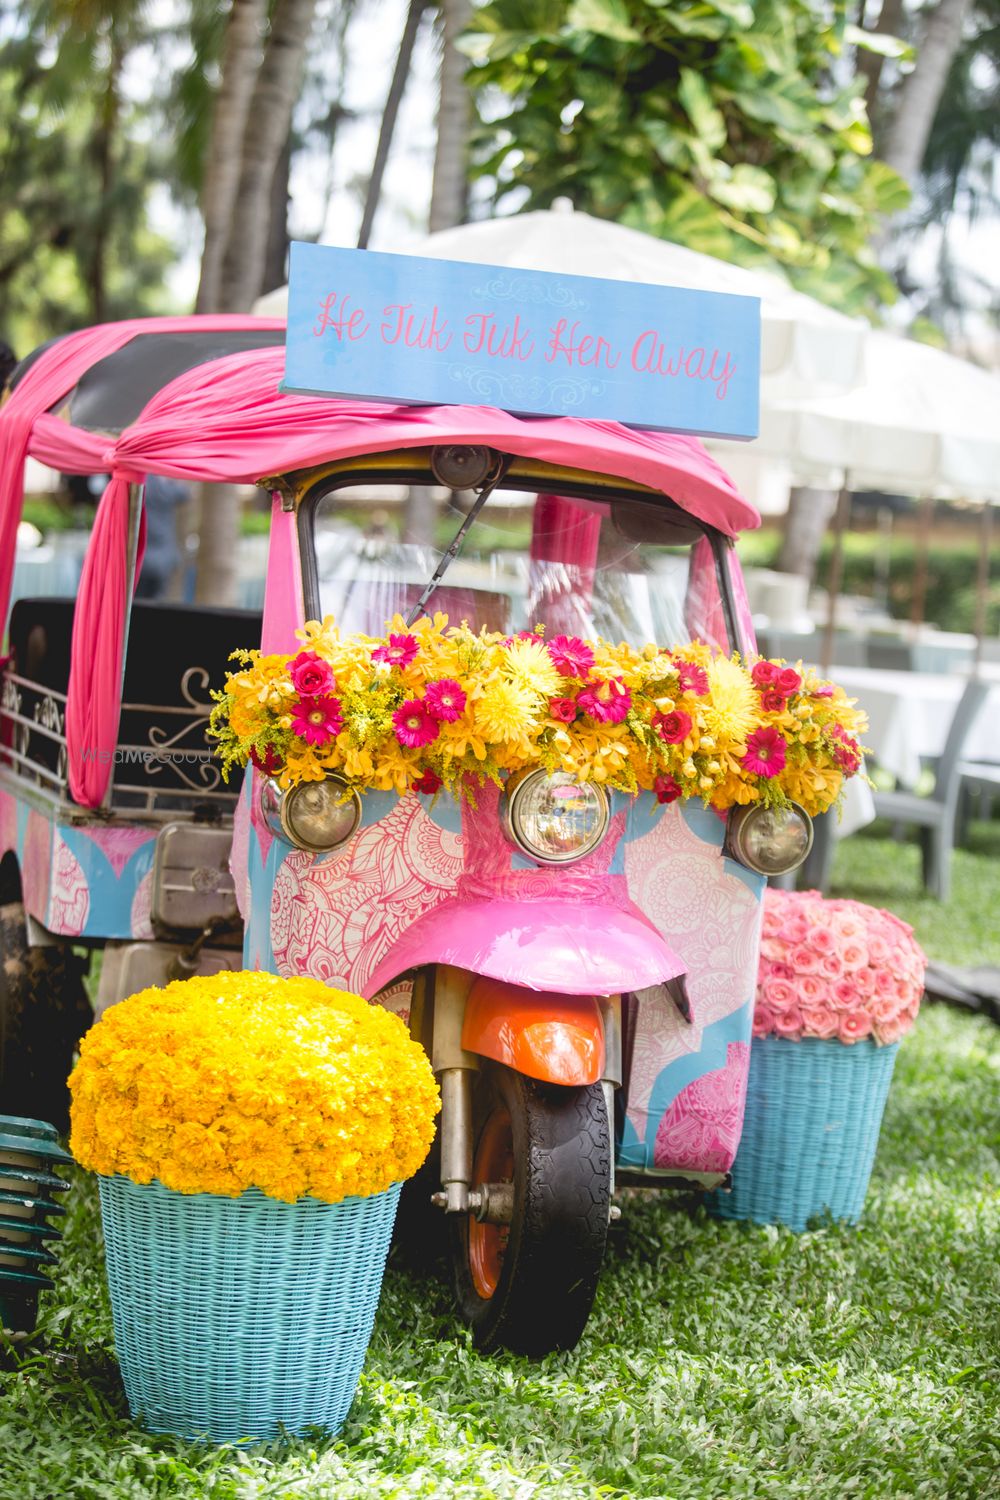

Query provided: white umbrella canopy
[746,330,1000,502]
[253,207,869,394]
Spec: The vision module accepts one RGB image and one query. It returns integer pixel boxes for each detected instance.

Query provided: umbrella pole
[820,480,852,675]
[973,501,993,671]
[910,494,934,626]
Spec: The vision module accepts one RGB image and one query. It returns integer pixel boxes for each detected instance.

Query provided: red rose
[751,660,779,687]
[548,696,578,723]
[760,689,787,714]
[653,709,692,744]
[654,775,683,804]
[777,667,802,695]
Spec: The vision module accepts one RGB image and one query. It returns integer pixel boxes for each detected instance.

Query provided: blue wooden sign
[282,240,760,440]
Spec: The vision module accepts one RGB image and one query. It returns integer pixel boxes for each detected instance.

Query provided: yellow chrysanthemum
[701,655,759,748]
[473,677,540,743]
[502,638,563,699]
[69,972,439,1204]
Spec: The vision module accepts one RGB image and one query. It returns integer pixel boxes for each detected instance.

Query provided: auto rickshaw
[0,307,859,1355]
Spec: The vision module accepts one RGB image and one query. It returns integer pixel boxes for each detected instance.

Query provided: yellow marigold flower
[68,972,439,1205]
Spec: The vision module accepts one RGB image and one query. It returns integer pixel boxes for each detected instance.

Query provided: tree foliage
[463,0,911,314]
[0,2,173,351]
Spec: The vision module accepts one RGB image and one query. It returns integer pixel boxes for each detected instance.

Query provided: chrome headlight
[260,775,361,854]
[501,771,610,865]
[727,803,813,876]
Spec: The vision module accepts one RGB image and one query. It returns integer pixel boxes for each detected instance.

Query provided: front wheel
[451,1063,610,1356]
[0,902,91,1135]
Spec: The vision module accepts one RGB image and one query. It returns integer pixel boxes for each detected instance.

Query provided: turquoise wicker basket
[708,1036,899,1232]
[98,1175,401,1443]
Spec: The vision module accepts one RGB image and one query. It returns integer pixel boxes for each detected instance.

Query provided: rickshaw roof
[11,323,287,434]
[10,320,760,537]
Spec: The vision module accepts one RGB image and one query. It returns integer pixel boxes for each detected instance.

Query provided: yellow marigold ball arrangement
[68,972,440,1204]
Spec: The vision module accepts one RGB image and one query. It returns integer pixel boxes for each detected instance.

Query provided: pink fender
[363,895,686,1000]
[463,976,604,1086]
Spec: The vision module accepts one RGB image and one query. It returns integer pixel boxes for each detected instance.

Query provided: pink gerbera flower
[652,709,692,745]
[291,695,343,746]
[654,774,683,804]
[393,698,439,748]
[547,635,595,679]
[548,696,578,723]
[412,768,442,794]
[577,678,631,723]
[675,661,709,696]
[372,633,419,669]
[288,650,334,697]
[424,679,466,722]
[742,726,787,778]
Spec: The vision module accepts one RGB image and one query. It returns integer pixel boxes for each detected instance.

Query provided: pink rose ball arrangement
[755,889,926,1047]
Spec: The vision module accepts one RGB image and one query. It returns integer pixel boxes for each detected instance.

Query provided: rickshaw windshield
[305,480,735,653]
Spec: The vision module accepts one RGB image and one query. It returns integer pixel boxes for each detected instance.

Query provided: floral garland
[209,614,867,818]
[68,972,440,1203]
[755,890,926,1046]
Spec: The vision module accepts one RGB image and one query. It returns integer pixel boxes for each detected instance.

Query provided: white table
[829,665,1000,788]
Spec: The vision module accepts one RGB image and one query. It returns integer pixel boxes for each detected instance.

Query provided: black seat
[5,597,263,807]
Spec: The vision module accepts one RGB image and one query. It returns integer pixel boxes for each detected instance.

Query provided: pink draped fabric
[0,316,284,632]
[7,321,757,809]
[67,474,147,804]
[0,316,284,809]
[104,346,760,536]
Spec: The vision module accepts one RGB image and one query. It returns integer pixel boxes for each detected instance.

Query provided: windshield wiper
[404,454,512,626]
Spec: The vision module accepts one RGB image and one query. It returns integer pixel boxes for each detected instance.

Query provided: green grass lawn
[3,832,999,1499]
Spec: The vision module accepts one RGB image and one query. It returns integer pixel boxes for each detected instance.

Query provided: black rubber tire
[392,1130,448,1269]
[451,1063,610,1356]
[0,902,92,1135]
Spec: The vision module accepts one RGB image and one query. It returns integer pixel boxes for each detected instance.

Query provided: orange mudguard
[462,976,605,1086]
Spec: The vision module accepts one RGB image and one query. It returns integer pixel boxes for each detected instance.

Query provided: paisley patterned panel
[623,804,763,1166]
[270,796,464,991]
[653,1041,750,1171]
[49,828,90,936]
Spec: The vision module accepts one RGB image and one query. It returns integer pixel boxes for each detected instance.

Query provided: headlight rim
[260,774,362,854]
[501,769,611,867]
[726,801,814,876]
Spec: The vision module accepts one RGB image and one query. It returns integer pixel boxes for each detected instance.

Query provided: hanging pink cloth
[528,494,604,635]
[0,317,283,809]
[66,474,147,804]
